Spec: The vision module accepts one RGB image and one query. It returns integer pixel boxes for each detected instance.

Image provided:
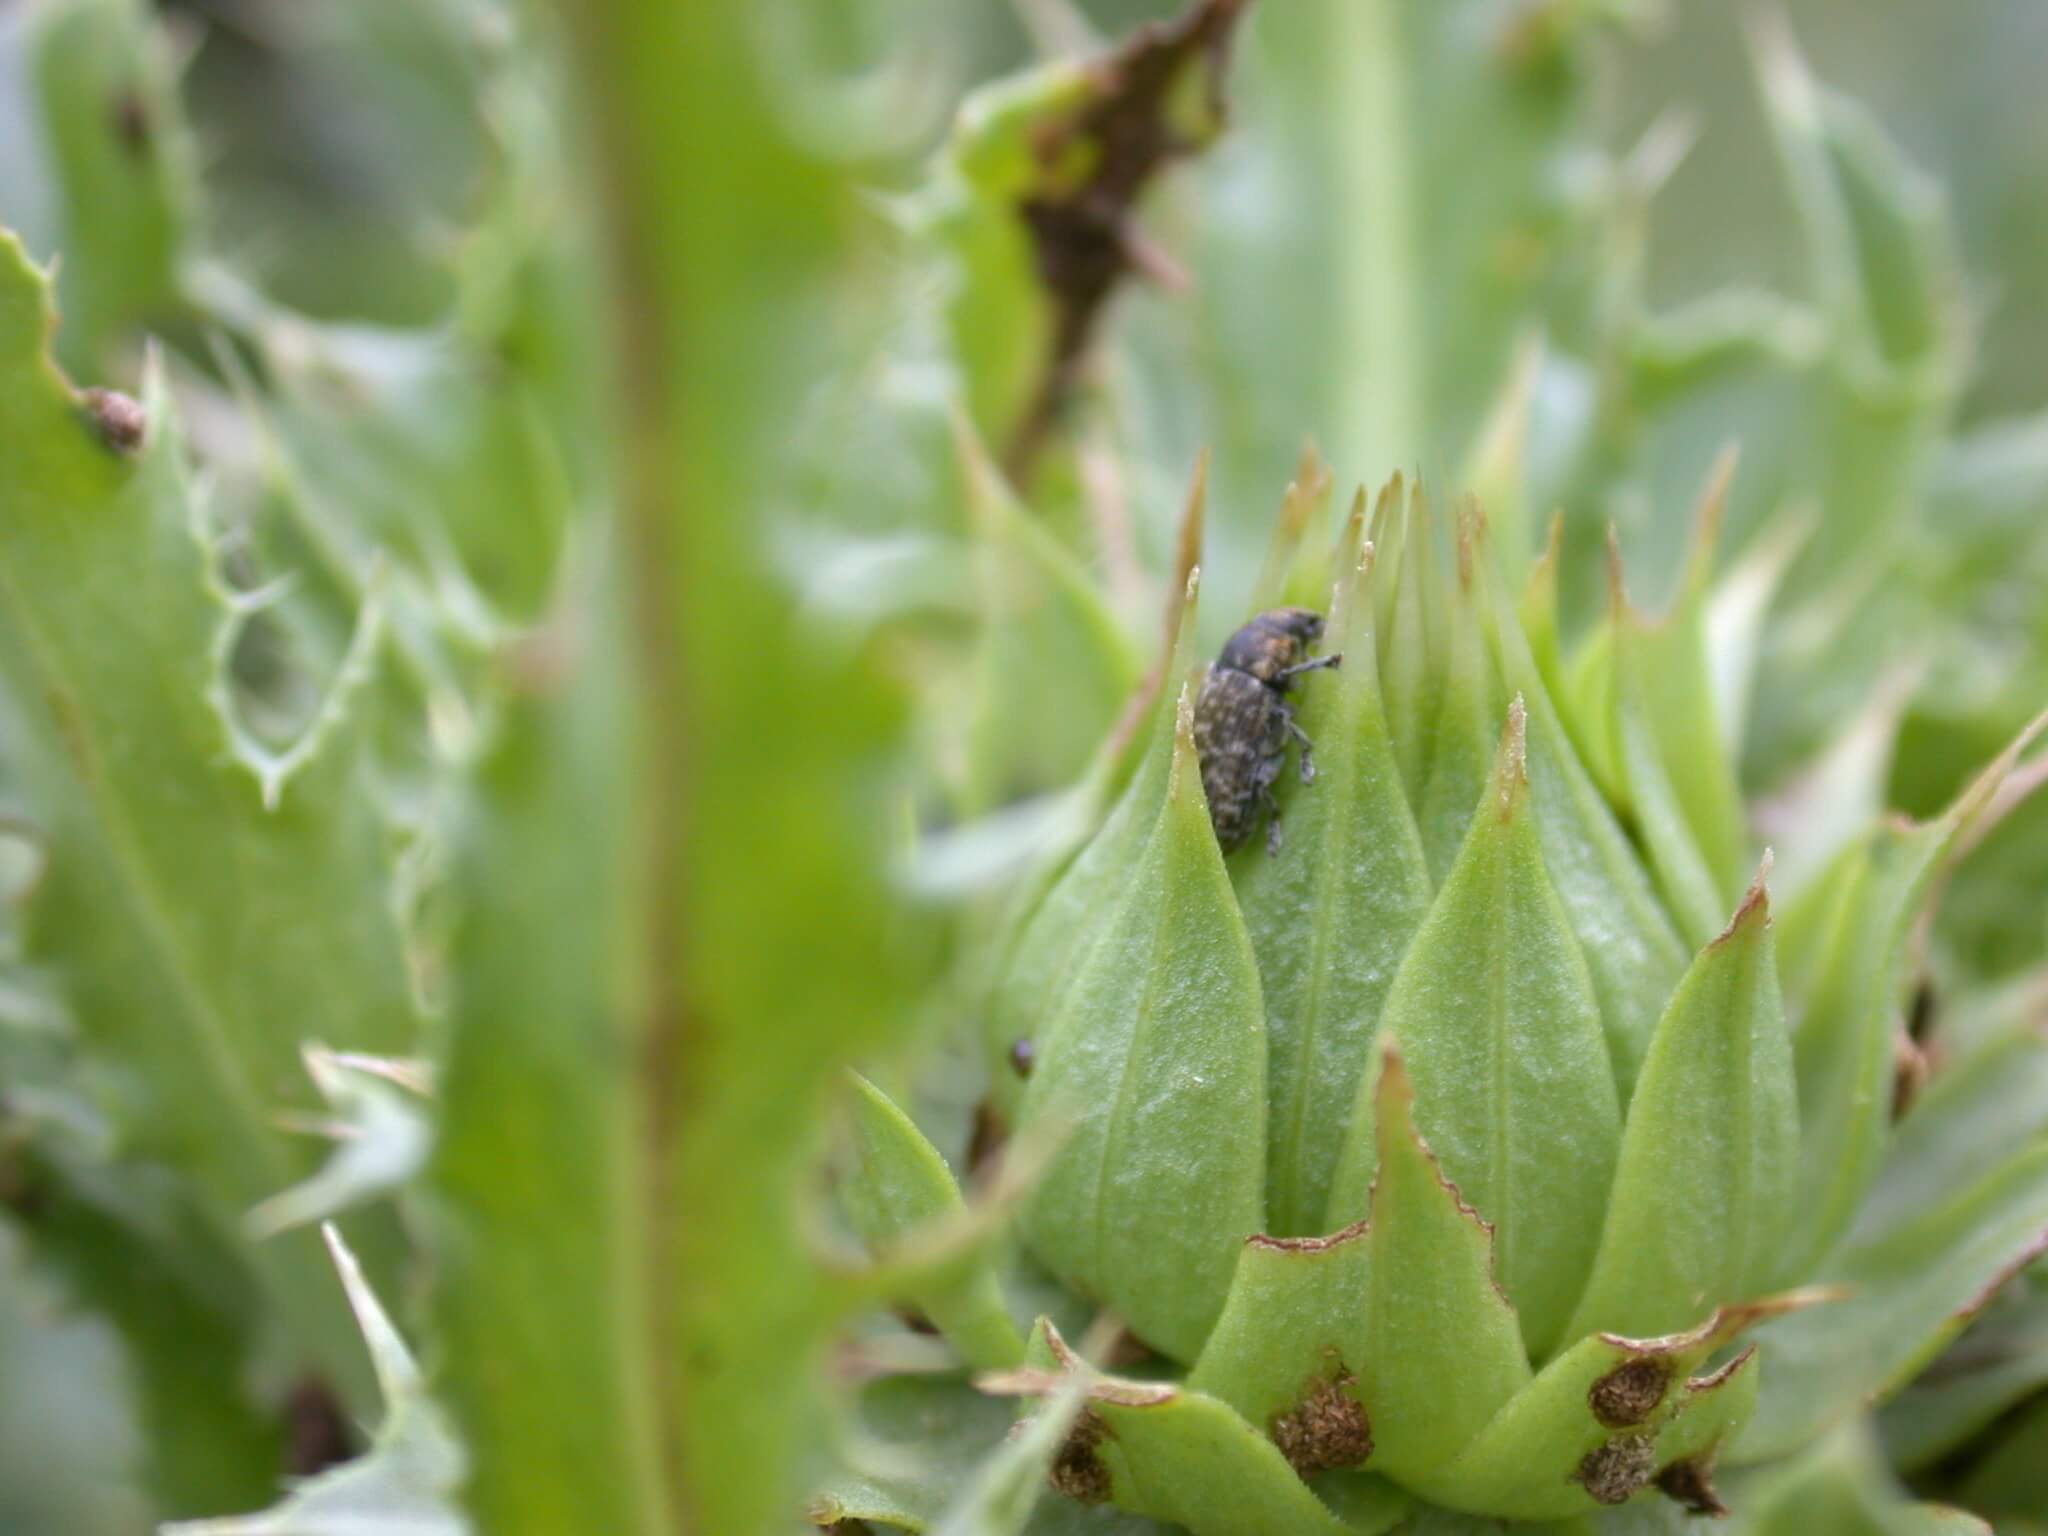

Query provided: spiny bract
[831,467,2048,1535]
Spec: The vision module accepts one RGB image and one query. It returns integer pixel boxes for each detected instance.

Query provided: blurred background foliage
[0,0,2043,1532]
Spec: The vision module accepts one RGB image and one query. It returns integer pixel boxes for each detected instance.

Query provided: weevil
[1192,607,1341,854]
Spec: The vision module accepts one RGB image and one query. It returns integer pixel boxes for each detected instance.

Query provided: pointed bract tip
[1713,851,1775,945]
[1374,472,1403,525]
[1744,6,1817,127]
[1685,445,1739,593]
[1495,696,1529,816]
[1455,496,1483,587]
[1177,451,1209,570]
[1604,523,1629,612]
[1170,682,1201,802]
[1949,704,2048,835]
[1376,1035,1409,1095]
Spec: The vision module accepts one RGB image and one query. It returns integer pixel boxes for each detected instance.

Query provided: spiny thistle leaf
[161,1225,466,1536]
[244,1047,433,1241]
[23,0,196,375]
[0,231,417,1400]
[426,562,673,1534]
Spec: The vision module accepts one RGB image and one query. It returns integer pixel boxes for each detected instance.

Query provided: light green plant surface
[0,1,2045,1534]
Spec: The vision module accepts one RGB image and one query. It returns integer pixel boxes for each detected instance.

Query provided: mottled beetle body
[1192,607,1341,853]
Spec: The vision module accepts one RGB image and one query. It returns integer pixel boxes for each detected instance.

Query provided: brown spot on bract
[1270,1372,1372,1474]
[1575,1433,1656,1506]
[1655,1456,1729,1516]
[80,388,146,455]
[1589,1356,1671,1427]
[1049,1408,1113,1504]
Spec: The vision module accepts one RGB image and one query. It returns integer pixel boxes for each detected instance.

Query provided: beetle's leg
[1277,651,1342,683]
[1262,785,1284,854]
[1284,714,1317,784]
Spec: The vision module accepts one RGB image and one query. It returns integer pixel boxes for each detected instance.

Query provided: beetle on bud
[1191,607,1341,854]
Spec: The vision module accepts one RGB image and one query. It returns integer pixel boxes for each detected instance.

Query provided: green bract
[2,0,2047,1530]
[845,478,2048,1532]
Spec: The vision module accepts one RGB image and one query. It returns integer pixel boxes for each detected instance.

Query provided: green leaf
[1880,1262,2048,1471]
[1850,1025,2048,1253]
[524,4,933,1526]
[1481,552,1689,1096]
[1187,1222,1372,1463]
[1737,1140,2048,1462]
[983,570,1203,1120]
[1565,862,1798,1340]
[194,263,582,626]
[0,1214,152,1536]
[985,1319,1368,1536]
[1336,700,1620,1358]
[1950,1391,2048,1524]
[1248,449,1339,614]
[1195,0,1611,490]
[1415,1307,1785,1520]
[1374,482,1444,807]
[1353,1044,1531,1482]
[25,0,197,374]
[931,1372,1089,1536]
[427,570,671,1534]
[841,1069,1023,1371]
[952,413,1139,813]
[8,1154,282,1519]
[1741,1421,1987,1536]
[1704,506,1811,765]
[164,1225,466,1536]
[1608,457,1751,947]
[0,230,416,1398]
[1234,540,1433,1235]
[807,1374,1019,1534]
[1738,12,1968,786]
[1416,509,1505,884]
[244,1046,433,1241]
[1786,718,2045,1271]
[1017,684,1267,1361]
[1460,338,1542,600]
